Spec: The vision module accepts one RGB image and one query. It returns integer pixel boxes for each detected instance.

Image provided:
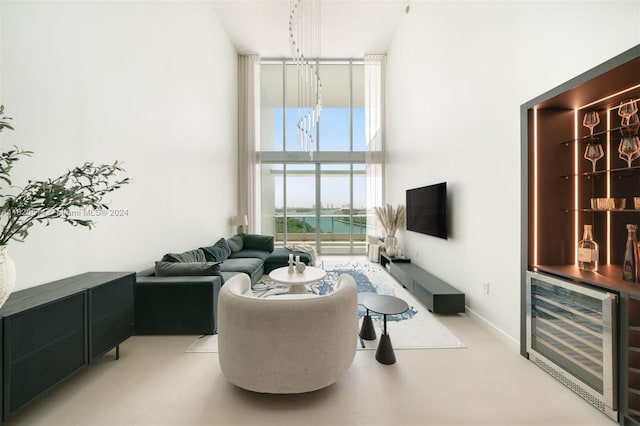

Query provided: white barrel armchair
[217,273,358,394]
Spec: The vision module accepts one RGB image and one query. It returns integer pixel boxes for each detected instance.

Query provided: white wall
[386,1,640,344]
[1,1,238,289]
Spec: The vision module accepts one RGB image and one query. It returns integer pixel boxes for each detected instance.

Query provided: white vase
[386,236,398,257]
[0,246,16,309]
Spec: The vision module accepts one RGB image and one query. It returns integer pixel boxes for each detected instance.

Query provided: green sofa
[135,233,311,335]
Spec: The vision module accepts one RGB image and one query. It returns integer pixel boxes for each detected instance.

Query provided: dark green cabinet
[3,292,86,418]
[80,274,135,361]
[0,272,134,422]
[388,259,465,314]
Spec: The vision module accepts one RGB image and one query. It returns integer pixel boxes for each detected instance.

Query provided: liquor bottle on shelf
[578,225,599,272]
[623,224,639,282]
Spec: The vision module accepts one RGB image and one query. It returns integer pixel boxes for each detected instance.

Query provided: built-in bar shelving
[523,45,640,424]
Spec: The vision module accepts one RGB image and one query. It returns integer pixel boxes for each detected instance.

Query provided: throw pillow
[155,261,221,277]
[200,238,232,262]
[161,248,206,263]
[228,234,243,253]
[241,233,274,252]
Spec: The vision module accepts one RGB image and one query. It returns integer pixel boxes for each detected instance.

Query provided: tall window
[259,59,372,254]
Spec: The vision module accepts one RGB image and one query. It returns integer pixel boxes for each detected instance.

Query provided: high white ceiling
[211,0,409,58]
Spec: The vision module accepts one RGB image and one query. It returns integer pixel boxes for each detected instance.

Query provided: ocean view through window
[259,59,374,254]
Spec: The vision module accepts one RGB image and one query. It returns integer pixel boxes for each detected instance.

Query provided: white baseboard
[465,307,520,353]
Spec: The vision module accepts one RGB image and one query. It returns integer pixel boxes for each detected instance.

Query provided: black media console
[381,252,465,314]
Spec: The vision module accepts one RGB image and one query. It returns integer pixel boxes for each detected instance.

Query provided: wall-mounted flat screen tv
[406,182,448,239]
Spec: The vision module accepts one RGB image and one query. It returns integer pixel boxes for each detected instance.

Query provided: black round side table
[361,294,409,365]
[358,293,377,341]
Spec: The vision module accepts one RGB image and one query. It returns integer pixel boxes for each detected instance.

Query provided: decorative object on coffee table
[288,253,295,273]
[374,203,405,257]
[269,265,326,294]
[0,105,129,308]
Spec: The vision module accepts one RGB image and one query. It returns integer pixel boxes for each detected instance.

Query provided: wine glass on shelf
[584,142,604,173]
[621,112,640,137]
[619,100,638,120]
[583,111,600,136]
[618,135,640,168]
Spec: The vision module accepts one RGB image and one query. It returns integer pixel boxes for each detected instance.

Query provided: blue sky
[271,107,366,209]
[273,107,366,152]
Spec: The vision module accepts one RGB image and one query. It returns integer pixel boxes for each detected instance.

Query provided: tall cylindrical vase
[0,246,16,308]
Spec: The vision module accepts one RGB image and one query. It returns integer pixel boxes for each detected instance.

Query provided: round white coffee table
[269,266,327,294]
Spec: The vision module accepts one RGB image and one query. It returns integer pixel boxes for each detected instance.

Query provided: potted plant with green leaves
[0,105,129,308]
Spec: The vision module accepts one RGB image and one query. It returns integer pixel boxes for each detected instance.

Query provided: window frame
[259,59,370,254]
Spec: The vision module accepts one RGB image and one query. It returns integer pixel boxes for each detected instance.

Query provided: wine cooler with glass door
[526,271,618,420]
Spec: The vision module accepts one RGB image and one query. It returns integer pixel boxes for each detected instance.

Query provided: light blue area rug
[186,259,465,352]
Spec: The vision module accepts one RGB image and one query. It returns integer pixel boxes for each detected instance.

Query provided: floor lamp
[232,215,248,234]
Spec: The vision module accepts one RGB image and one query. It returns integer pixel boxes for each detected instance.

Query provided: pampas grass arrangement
[373,204,405,237]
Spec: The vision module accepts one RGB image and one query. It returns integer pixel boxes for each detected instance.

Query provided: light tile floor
[5,315,616,426]
[5,258,617,426]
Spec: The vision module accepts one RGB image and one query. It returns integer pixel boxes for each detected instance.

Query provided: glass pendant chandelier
[289,0,322,158]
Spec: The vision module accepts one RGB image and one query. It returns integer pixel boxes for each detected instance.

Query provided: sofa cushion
[228,234,244,253]
[241,233,274,252]
[264,247,312,274]
[200,238,232,262]
[161,248,206,263]
[155,261,221,277]
[137,266,157,277]
[219,258,263,277]
[228,249,271,262]
[221,271,242,284]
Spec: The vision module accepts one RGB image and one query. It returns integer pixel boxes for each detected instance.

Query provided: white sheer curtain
[237,54,260,233]
[364,54,385,237]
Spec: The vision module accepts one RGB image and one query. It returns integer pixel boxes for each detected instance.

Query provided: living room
[0,1,639,425]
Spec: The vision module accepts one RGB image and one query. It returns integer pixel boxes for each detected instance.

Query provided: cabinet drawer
[389,263,413,291]
[4,293,86,416]
[413,282,434,310]
[6,294,86,361]
[88,276,134,360]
